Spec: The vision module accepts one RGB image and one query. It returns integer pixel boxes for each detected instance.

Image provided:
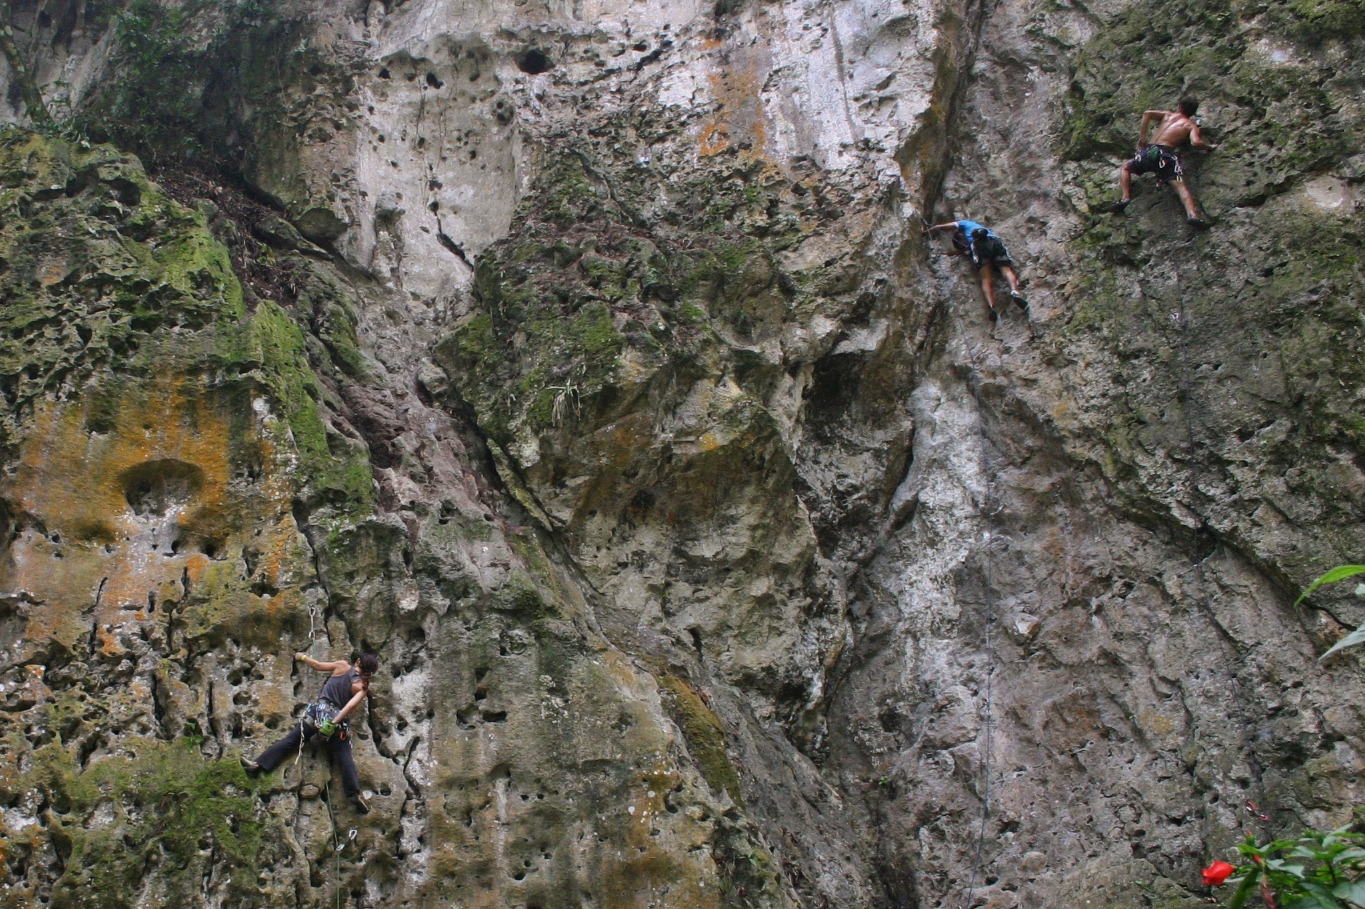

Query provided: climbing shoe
[1105,199,1131,214]
[351,793,371,815]
[240,757,262,777]
[1186,216,1213,230]
[1010,291,1029,311]
[987,307,999,322]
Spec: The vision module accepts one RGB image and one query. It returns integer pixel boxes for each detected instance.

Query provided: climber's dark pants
[254,724,361,796]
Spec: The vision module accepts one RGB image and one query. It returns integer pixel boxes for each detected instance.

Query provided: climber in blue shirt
[927,219,1028,321]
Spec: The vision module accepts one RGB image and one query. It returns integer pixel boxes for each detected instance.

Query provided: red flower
[1202,861,1236,886]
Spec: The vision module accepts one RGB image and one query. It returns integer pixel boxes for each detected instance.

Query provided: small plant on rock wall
[1204,824,1365,908]
[1199,567,1365,908]
[1296,565,1365,659]
[548,381,580,427]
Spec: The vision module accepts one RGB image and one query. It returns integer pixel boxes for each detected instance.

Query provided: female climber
[241,651,379,814]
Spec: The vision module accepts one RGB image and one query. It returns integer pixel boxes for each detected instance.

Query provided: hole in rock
[426,72,444,88]
[122,460,205,517]
[515,49,553,74]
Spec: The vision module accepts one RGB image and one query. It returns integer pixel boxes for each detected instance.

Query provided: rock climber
[242,651,379,814]
[927,219,1028,321]
[1109,98,1218,228]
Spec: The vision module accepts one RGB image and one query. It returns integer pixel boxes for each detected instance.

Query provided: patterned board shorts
[970,234,1015,269]
[1126,144,1184,184]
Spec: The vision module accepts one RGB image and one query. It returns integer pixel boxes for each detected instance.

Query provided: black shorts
[1125,145,1184,184]
[970,235,1014,269]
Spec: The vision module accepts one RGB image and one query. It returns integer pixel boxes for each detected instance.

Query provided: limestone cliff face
[0,0,1362,908]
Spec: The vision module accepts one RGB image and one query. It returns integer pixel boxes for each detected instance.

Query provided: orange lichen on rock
[697,44,773,161]
[0,370,310,664]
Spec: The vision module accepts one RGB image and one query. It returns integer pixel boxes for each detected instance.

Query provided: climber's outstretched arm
[294,652,349,673]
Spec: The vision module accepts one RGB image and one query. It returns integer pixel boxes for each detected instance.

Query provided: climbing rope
[1167,256,1270,829]
[295,604,319,767]
[325,776,342,909]
[302,603,358,908]
[958,306,1001,909]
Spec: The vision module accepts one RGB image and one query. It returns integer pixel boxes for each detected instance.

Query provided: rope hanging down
[959,318,1001,909]
[1167,258,1270,832]
[298,603,357,908]
[294,604,320,767]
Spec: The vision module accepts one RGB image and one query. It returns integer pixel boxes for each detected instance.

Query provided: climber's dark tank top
[319,668,358,708]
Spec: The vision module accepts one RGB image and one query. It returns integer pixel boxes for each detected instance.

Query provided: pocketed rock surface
[0,0,1362,907]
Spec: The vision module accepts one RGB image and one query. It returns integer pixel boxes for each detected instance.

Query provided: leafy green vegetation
[1207,824,1365,909]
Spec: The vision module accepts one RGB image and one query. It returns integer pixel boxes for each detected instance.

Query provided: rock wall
[0,0,1362,907]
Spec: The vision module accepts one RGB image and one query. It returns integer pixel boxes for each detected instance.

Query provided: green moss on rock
[658,675,745,807]
[1063,0,1364,210]
[11,740,276,909]
[219,301,373,521]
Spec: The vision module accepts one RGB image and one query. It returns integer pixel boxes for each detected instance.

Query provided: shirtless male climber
[242,651,379,814]
[927,219,1028,321]
[1110,99,1218,228]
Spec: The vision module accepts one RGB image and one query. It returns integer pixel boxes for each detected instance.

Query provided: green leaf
[1333,881,1365,907]
[1297,566,1365,606]
[1302,878,1347,909]
[1230,868,1262,909]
